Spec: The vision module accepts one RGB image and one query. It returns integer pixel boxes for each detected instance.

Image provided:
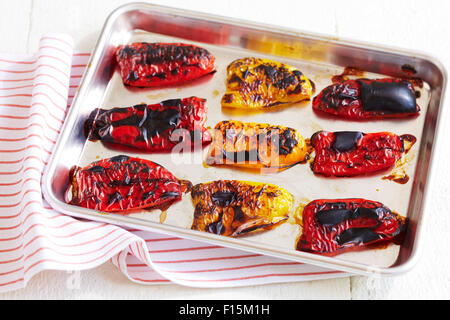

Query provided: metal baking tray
[42,2,447,276]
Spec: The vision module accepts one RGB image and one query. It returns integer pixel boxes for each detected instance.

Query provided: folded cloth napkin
[0,34,346,293]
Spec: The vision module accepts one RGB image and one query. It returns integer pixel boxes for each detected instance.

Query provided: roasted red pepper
[85,97,211,152]
[312,78,420,119]
[116,42,216,87]
[310,130,406,177]
[67,155,185,213]
[296,198,407,255]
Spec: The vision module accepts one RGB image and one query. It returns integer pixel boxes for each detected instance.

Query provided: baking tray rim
[41,1,447,277]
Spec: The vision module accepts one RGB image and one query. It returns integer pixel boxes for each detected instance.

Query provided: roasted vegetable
[312,78,420,119]
[85,97,211,152]
[221,57,314,109]
[67,155,184,213]
[191,180,293,236]
[296,198,408,255]
[205,120,308,171]
[310,131,408,177]
[116,42,216,87]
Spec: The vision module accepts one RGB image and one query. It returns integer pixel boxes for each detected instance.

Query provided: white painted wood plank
[0,0,31,53]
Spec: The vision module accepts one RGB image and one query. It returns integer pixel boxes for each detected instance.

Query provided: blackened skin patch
[108,155,130,163]
[335,228,381,246]
[211,191,237,207]
[332,131,363,152]
[358,80,416,113]
[315,206,383,227]
[87,165,105,173]
[207,219,225,235]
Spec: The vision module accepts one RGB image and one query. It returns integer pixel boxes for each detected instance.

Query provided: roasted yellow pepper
[221,57,314,109]
[206,120,308,171]
[191,180,293,236]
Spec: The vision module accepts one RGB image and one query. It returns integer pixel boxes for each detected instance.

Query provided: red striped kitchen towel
[0,34,346,292]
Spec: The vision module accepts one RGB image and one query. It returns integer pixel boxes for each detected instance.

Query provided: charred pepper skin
[191,180,293,237]
[296,198,408,255]
[312,78,420,120]
[67,155,182,213]
[221,57,314,109]
[206,120,308,171]
[310,131,404,177]
[116,42,216,87]
[85,97,211,152]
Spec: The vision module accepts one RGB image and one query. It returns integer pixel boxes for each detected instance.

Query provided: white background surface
[0,0,449,299]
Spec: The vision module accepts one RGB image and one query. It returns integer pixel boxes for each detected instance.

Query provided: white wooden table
[1,0,449,299]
